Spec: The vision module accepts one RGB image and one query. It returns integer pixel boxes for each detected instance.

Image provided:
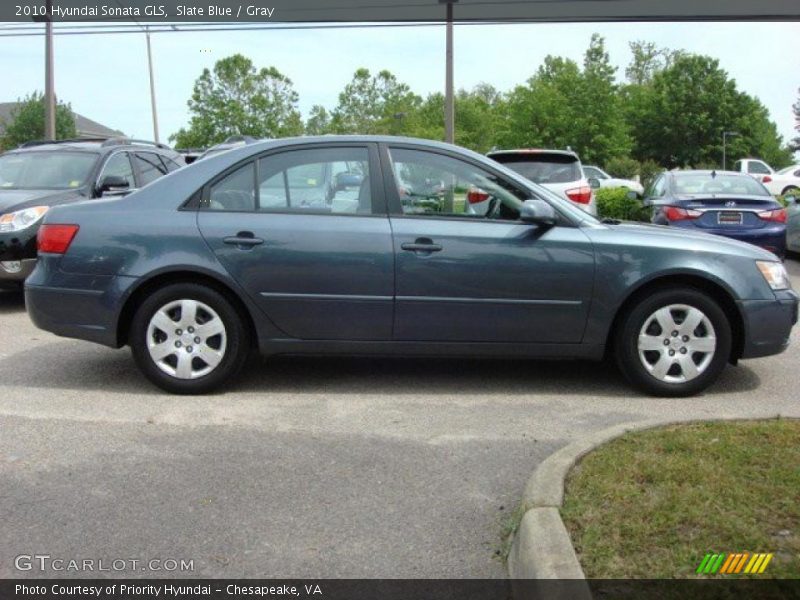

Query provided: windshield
[0,151,97,190]
[672,173,770,196]
[491,155,582,184]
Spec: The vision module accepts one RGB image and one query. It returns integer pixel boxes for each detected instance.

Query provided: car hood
[0,188,85,213]
[588,221,778,260]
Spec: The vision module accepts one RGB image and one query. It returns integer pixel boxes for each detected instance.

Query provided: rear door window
[207,162,256,211]
[257,147,372,214]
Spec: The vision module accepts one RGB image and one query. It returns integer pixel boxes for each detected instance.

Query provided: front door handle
[401,238,443,254]
[223,231,264,248]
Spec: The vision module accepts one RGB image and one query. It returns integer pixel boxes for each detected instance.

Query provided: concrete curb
[506,413,790,587]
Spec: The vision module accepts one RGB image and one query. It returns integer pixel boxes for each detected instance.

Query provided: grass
[560,419,800,579]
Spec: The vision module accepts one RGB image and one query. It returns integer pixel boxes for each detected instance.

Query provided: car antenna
[711,170,717,178]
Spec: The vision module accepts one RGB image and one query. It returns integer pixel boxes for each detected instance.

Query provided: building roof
[0,102,124,139]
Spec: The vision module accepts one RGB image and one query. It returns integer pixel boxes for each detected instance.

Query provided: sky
[1,21,798,151]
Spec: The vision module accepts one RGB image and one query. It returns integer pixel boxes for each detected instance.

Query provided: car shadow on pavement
[235,355,761,398]
[0,339,760,398]
[0,290,25,314]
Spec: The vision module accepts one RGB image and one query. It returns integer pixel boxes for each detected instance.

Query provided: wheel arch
[781,185,799,196]
[605,273,745,363]
[116,268,259,349]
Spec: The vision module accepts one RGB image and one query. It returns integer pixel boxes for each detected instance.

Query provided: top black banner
[4,0,800,23]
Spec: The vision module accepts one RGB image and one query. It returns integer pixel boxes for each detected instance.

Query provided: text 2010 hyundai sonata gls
[25,136,798,396]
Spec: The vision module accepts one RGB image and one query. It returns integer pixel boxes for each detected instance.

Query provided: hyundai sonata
[25,137,798,396]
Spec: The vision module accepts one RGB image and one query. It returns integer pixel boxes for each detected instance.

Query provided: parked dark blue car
[24,137,798,397]
[645,170,786,258]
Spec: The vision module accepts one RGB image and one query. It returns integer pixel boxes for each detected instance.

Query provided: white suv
[487,149,597,215]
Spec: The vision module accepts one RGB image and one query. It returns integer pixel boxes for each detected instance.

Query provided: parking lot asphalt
[1,258,799,579]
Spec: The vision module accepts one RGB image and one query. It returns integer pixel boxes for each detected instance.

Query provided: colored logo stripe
[697,552,773,574]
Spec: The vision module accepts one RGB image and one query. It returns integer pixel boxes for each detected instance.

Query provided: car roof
[206,134,490,155]
[9,137,178,156]
[487,148,579,159]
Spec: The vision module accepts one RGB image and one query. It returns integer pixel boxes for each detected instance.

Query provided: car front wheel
[615,288,732,397]
[130,283,250,394]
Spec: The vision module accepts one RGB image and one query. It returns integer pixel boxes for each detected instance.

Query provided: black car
[0,137,184,287]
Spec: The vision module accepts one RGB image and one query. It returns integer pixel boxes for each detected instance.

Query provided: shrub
[638,159,663,191]
[595,187,650,222]
[604,156,640,180]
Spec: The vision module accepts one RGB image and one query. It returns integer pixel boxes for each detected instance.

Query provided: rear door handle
[223,231,264,247]
[401,238,443,253]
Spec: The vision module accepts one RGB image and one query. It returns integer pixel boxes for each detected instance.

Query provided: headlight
[756,260,790,291]
[0,206,49,233]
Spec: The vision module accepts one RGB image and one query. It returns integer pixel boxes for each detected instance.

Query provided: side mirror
[626,190,640,201]
[587,177,601,190]
[519,199,557,227]
[97,174,130,195]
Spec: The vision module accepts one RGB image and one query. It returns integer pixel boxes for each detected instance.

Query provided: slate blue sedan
[24,137,798,397]
[645,170,786,258]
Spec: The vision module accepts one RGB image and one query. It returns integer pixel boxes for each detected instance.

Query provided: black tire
[614,287,732,397]
[130,283,250,394]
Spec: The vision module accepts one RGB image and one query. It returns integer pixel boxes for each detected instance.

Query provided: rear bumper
[677,223,786,256]
[738,289,799,359]
[24,256,139,348]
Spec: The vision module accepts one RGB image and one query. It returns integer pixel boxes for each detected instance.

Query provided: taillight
[664,206,702,221]
[565,186,592,204]
[758,208,786,223]
[762,176,772,184]
[37,224,79,254]
[467,187,490,204]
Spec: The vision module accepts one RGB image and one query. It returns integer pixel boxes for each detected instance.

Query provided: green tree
[409,83,503,152]
[625,41,684,85]
[305,105,332,135]
[0,92,77,149]
[330,68,421,135]
[170,54,303,148]
[497,35,631,165]
[625,54,792,168]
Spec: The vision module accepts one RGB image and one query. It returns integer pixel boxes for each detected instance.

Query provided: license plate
[717,211,742,225]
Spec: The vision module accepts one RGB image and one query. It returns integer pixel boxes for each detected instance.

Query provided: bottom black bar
[2,579,799,600]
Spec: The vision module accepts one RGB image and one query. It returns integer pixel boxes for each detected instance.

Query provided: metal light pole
[145,26,160,143]
[442,0,457,145]
[722,131,739,170]
[44,0,55,140]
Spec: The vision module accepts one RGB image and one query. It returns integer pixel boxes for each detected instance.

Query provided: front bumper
[0,227,38,283]
[738,289,799,359]
[0,258,37,284]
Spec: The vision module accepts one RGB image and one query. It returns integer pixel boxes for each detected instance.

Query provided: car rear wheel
[614,288,732,397]
[782,185,799,196]
[130,283,250,394]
